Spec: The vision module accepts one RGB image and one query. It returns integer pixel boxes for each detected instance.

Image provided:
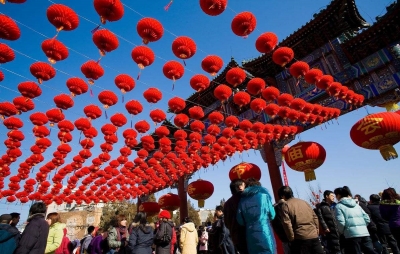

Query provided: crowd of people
[0,180,399,254]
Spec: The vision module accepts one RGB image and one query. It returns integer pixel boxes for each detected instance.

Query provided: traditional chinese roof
[242,0,369,79]
[341,1,400,63]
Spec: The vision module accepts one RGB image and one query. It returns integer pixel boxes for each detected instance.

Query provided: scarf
[116,226,127,241]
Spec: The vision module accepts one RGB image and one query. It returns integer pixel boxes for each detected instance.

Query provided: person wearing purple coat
[89,228,107,254]
[379,188,400,250]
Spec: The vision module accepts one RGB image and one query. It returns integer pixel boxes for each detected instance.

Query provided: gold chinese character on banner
[357,117,383,135]
[288,145,303,162]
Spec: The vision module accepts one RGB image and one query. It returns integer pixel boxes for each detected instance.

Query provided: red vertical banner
[281,161,289,186]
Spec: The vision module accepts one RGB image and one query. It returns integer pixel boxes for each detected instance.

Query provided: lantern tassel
[379,144,398,161]
[198,199,205,208]
[304,171,316,182]
[183,59,186,66]
[104,110,108,119]
[137,70,141,80]
[90,88,93,97]
[164,0,173,11]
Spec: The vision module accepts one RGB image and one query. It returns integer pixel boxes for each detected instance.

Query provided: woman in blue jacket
[334,187,377,254]
[237,178,276,254]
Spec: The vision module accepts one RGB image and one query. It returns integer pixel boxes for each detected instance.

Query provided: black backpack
[155,223,171,245]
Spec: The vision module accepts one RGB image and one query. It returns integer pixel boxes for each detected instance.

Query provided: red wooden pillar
[178,176,188,224]
[263,142,284,202]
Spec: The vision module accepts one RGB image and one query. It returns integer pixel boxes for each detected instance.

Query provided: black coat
[358,201,378,233]
[14,213,49,254]
[368,203,391,235]
[315,200,341,252]
[223,193,247,252]
[128,225,154,254]
[154,220,173,254]
[208,215,235,254]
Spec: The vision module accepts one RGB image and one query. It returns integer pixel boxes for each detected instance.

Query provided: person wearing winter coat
[198,226,208,254]
[334,187,377,254]
[154,210,174,254]
[128,212,154,254]
[278,186,324,254]
[15,202,50,254]
[179,217,198,254]
[380,187,400,250]
[314,190,341,254]
[0,214,21,254]
[209,206,235,254]
[55,227,72,254]
[271,199,291,254]
[81,226,95,254]
[237,178,276,254]
[107,214,129,254]
[368,194,400,254]
[89,228,107,254]
[223,179,248,254]
[45,212,67,254]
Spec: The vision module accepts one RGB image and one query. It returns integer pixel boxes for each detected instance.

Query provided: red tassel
[164,0,173,11]
[90,88,93,97]
[281,161,289,186]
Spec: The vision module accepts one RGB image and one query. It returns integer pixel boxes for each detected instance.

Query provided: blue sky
[0,0,398,222]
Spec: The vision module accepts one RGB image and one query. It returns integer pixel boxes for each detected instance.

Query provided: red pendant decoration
[30,62,56,84]
[199,0,227,16]
[46,4,79,32]
[226,67,246,87]
[41,39,69,64]
[81,60,104,84]
[172,36,196,60]
[229,162,261,181]
[201,55,223,76]
[92,29,119,56]
[231,12,257,37]
[0,14,21,40]
[190,74,210,92]
[255,32,278,53]
[93,0,124,24]
[0,43,15,63]
[136,17,164,44]
[272,47,294,67]
[66,77,88,97]
[187,179,214,208]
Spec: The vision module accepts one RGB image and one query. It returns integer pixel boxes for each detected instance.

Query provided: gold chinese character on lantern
[287,145,303,162]
[232,164,246,178]
[356,117,383,135]
[187,185,196,195]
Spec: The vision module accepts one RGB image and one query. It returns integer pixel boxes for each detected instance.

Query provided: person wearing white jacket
[179,217,198,254]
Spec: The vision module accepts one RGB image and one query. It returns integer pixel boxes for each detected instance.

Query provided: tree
[172,200,201,226]
[148,193,156,202]
[206,211,214,225]
[220,198,226,207]
[307,184,323,209]
[99,201,137,230]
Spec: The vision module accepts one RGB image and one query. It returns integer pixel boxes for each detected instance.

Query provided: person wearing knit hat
[154,210,174,254]
[158,210,171,220]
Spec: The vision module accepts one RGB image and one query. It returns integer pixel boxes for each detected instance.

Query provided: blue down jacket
[335,197,370,238]
[237,185,276,254]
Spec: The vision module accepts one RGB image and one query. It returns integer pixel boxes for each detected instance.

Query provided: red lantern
[247,78,266,95]
[66,77,88,97]
[283,141,326,181]
[289,61,310,78]
[155,126,170,138]
[261,86,280,102]
[350,112,400,160]
[98,90,118,109]
[46,4,79,31]
[305,69,323,85]
[30,112,48,126]
[201,55,223,76]
[125,100,143,115]
[0,70,3,82]
[150,109,166,124]
[81,60,104,84]
[187,179,214,208]
[0,43,15,63]
[115,74,135,94]
[30,62,56,84]
[18,82,42,99]
[264,103,280,118]
[92,29,119,56]
[54,94,74,110]
[188,106,204,120]
[131,45,155,71]
[84,104,102,120]
[163,61,185,88]
[229,162,261,181]
[174,114,189,128]
[231,11,257,37]
[316,75,334,90]
[3,116,23,130]
[255,32,278,53]
[0,14,21,40]
[110,113,127,127]
[190,74,210,92]
[143,88,162,103]
[158,193,180,211]
[74,118,92,132]
[250,98,266,114]
[239,120,252,132]
[208,111,224,125]
[172,36,196,59]
[139,202,160,217]
[290,98,306,111]
[46,108,65,126]
[0,102,18,118]
[199,0,227,16]
[13,96,35,113]
[93,0,124,24]
[272,47,294,67]
[41,39,69,64]
[136,17,164,44]
[225,116,239,128]
[168,97,186,113]
[135,120,150,134]
[213,84,232,102]
[190,120,205,133]
[327,82,343,97]
[233,91,251,107]
[277,93,294,107]
[226,67,246,87]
